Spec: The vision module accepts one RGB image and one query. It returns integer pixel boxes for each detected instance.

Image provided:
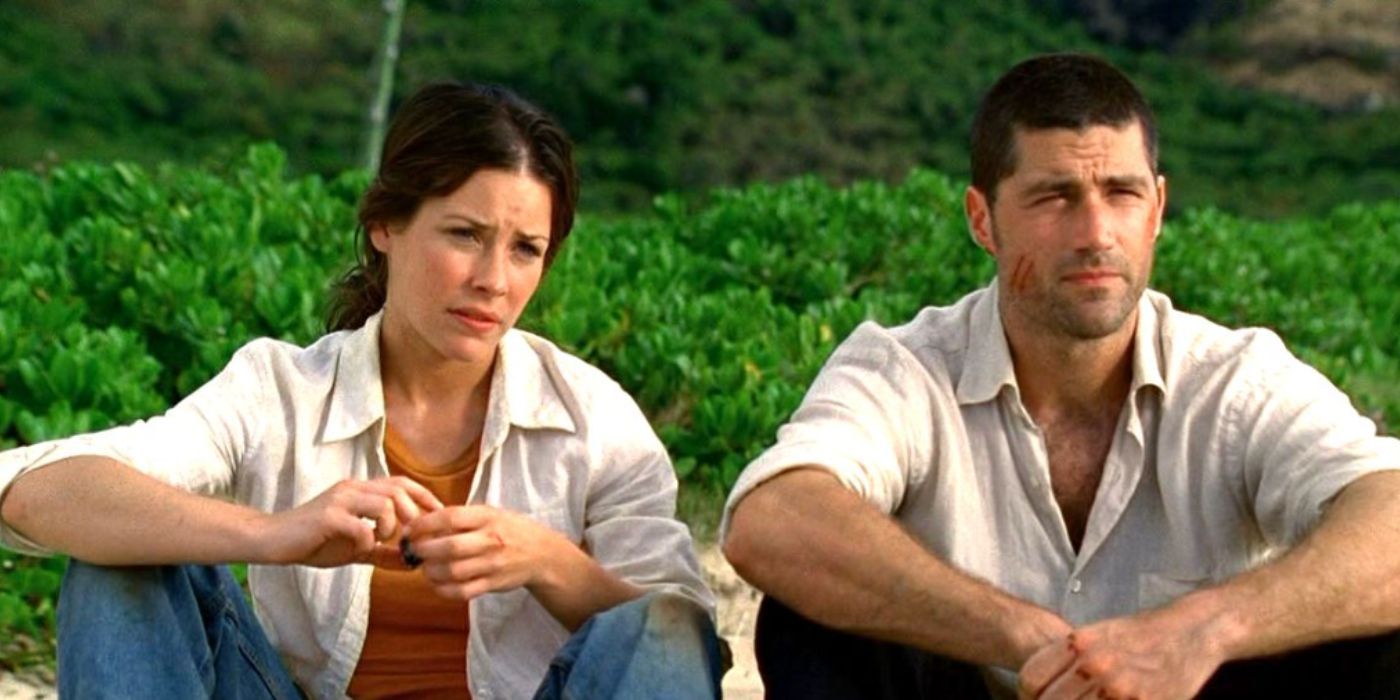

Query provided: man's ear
[1153,174,1168,240]
[965,186,997,254]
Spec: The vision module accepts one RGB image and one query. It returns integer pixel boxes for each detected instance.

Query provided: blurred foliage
[0,553,62,671]
[1,0,1396,219]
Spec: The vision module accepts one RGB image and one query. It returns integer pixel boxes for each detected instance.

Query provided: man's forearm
[724,468,1070,669]
[1173,470,1400,661]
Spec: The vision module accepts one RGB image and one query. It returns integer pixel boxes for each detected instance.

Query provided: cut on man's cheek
[1008,254,1035,297]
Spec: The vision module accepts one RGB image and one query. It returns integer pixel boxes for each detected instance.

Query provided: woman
[0,83,720,698]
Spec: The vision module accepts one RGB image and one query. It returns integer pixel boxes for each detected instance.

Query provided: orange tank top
[346,424,479,699]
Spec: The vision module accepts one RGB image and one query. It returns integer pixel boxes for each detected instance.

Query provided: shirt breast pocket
[1137,571,1209,610]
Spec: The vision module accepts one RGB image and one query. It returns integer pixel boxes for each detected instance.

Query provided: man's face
[966,122,1166,341]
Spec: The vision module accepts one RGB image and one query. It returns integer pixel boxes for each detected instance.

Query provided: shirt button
[1070,578,1083,593]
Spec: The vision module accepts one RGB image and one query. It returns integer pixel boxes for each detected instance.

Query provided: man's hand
[1017,602,1227,700]
[1009,606,1076,670]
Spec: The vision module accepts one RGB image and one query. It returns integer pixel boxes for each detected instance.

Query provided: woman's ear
[369,223,393,255]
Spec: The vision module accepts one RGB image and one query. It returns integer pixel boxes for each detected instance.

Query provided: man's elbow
[724,469,837,585]
[721,496,770,585]
[0,482,29,533]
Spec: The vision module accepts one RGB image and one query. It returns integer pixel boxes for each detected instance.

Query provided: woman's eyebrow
[441,213,491,229]
[442,213,548,243]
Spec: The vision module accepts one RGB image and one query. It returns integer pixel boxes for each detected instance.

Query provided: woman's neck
[377,313,495,435]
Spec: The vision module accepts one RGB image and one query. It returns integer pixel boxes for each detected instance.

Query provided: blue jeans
[58,561,724,699]
[532,592,726,700]
[58,562,302,699]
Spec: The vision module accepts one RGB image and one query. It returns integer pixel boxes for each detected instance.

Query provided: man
[721,53,1400,699]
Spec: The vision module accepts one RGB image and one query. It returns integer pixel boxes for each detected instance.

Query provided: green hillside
[2,0,1396,218]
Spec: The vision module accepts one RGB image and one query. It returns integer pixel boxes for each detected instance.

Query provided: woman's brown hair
[326,82,579,331]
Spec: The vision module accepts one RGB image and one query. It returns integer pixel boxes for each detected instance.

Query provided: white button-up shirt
[0,311,713,699]
[723,285,1400,693]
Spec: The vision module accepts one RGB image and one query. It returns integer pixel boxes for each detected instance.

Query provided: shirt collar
[954,284,1166,406]
[320,311,387,443]
[494,329,577,433]
[1130,292,1166,395]
[320,310,576,444]
[955,285,1018,406]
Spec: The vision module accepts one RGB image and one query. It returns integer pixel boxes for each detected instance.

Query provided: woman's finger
[324,510,378,561]
[357,478,440,526]
[370,542,411,570]
[412,530,504,562]
[408,505,495,539]
[422,554,498,585]
[338,490,399,542]
[382,476,446,512]
[432,578,493,603]
[383,476,442,509]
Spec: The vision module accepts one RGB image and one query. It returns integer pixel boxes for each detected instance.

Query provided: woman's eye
[449,227,481,242]
[514,242,544,258]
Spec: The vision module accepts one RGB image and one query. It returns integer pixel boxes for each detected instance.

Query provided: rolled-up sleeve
[1235,338,1400,546]
[581,389,714,615]
[721,322,938,542]
[0,342,271,555]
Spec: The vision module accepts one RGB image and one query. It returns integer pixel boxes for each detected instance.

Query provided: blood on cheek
[1007,255,1035,296]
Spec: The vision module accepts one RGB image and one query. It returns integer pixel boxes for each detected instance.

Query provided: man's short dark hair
[970,53,1158,202]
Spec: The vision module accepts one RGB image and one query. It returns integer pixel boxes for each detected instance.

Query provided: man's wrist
[1002,600,1072,668]
[1161,585,1249,667]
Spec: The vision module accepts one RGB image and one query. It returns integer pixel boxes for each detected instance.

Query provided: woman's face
[372,168,552,369]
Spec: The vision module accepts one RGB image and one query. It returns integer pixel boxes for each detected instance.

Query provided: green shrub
[1,146,1395,669]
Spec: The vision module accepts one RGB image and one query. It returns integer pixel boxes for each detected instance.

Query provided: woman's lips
[450,308,500,332]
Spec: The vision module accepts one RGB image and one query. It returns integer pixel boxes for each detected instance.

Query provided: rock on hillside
[1060,0,1398,111]
[1215,0,1399,111]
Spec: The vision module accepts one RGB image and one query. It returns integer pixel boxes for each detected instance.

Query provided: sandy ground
[703,544,765,700]
[0,671,51,700]
[0,545,763,699]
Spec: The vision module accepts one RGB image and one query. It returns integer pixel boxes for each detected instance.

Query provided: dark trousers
[755,596,1400,699]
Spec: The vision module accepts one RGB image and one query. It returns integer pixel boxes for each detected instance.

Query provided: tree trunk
[363,0,407,172]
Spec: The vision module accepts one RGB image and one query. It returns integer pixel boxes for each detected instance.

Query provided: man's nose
[1073,196,1115,252]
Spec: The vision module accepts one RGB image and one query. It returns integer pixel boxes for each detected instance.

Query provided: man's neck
[1002,309,1138,422]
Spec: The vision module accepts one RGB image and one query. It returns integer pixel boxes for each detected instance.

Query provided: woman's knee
[637,591,713,637]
